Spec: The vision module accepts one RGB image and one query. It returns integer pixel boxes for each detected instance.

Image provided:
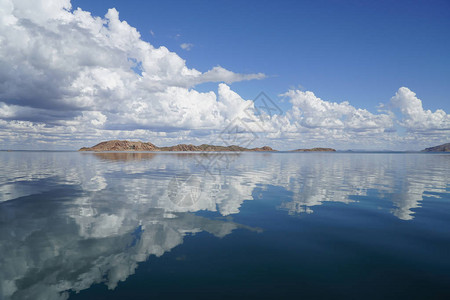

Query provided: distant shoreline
[2,150,449,154]
[1,141,448,153]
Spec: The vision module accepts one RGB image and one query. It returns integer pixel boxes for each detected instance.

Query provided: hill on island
[79,140,276,152]
[421,143,450,152]
[79,140,337,152]
[79,140,158,151]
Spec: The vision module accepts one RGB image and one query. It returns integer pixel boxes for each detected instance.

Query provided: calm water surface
[0,151,449,299]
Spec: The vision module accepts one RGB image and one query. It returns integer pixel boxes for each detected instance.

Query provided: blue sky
[72,0,450,112]
[0,0,449,150]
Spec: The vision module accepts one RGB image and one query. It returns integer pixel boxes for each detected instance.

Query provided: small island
[421,143,450,152]
[292,147,336,152]
[79,140,337,152]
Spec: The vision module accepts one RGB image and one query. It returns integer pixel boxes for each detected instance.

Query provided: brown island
[79,140,275,152]
[79,140,336,152]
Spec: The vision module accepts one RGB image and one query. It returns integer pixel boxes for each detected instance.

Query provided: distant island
[293,148,336,152]
[79,140,336,152]
[421,143,450,152]
[79,140,276,152]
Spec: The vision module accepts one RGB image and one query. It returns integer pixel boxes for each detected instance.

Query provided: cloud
[0,1,265,138]
[0,0,448,150]
[273,89,398,149]
[390,87,450,133]
[275,88,448,149]
[284,89,394,131]
[200,66,265,84]
[180,42,193,50]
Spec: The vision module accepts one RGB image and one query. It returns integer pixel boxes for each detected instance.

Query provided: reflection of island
[91,152,157,161]
[0,151,448,299]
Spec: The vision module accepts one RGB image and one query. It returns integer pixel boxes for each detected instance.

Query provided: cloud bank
[0,0,448,150]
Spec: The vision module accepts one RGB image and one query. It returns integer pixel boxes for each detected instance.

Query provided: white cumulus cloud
[0,0,448,151]
[285,89,394,131]
[390,87,450,132]
[0,0,268,149]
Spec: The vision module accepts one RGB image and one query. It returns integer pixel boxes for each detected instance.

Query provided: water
[0,151,449,299]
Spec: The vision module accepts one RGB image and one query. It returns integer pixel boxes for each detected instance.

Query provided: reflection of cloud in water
[0,152,448,299]
[1,152,449,218]
[275,154,449,220]
[0,189,256,299]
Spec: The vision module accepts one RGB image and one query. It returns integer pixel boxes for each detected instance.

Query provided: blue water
[0,151,449,299]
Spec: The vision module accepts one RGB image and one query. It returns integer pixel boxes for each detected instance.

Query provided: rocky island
[79,140,158,151]
[79,140,336,152]
[79,140,276,152]
[421,143,450,152]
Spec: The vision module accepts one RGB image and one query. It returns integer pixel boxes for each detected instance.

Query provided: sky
[0,0,449,150]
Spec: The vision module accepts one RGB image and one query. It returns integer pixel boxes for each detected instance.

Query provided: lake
[0,151,449,299]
